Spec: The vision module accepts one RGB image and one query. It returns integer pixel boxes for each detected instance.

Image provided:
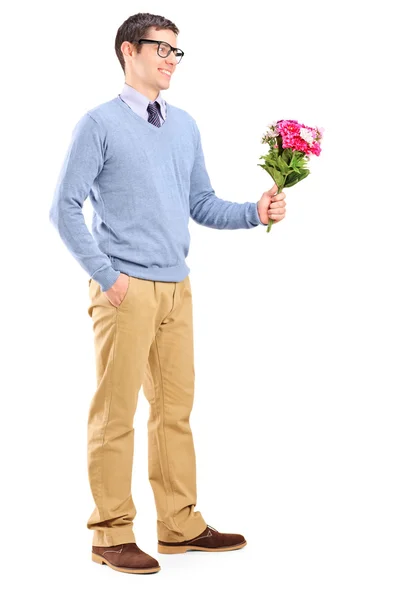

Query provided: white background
[1,0,399,598]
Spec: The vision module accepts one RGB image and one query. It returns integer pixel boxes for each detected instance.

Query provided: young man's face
[126,27,180,96]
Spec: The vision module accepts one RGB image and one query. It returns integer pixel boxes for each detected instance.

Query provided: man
[49,12,286,575]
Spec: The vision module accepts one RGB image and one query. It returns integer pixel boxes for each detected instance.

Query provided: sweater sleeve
[189,121,263,229]
[49,113,120,292]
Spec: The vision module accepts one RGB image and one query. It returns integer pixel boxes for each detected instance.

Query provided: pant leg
[86,275,157,546]
[142,275,207,542]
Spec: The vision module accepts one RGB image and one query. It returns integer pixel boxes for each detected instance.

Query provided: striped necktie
[147,101,161,127]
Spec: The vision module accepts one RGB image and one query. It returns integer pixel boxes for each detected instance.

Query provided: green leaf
[272,170,285,188]
[297,156,309,168]
[297,169,310,183]
[276,155,291,175]
[257,163,276,181]
[282,148,293,166]
[284,172,299,187]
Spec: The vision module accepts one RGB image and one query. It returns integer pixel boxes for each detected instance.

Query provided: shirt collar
[119,82,167,121]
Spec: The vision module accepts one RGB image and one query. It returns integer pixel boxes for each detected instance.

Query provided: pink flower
[273,119,322,157]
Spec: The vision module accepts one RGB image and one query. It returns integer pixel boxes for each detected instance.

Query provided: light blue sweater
[49,93,263,291]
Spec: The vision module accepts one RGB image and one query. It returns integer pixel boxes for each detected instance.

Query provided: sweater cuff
[248,202,264,226]
[92,265,121,292]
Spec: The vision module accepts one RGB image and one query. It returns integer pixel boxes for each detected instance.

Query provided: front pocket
[117,275,131,308]
[105,275,131,309]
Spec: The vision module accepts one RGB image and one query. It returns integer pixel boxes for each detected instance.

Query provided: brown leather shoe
[92,542,161,574]
[158,525,247,554]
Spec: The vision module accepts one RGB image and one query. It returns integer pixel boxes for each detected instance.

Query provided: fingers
[267,191,286,220]
[268,197,286,218]
[270,189,286,205]
[269,200,286,208]
[268,208,285,217]
[273,191,286,201]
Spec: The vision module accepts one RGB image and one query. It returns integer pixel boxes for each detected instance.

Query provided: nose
[167,53,177,67]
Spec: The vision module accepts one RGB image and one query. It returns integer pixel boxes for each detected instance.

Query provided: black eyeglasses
[137,39,184,63]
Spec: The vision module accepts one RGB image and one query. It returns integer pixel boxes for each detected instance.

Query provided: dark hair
[115,12,180,74]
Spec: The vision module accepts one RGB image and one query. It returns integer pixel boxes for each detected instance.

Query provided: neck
[124,77,160,103]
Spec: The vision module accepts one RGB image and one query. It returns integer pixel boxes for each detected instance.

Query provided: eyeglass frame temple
[137,39,184,60]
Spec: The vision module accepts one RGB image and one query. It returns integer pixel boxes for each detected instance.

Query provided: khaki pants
[87,274,207,547]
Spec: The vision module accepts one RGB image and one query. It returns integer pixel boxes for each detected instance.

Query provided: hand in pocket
[104,273,130,308]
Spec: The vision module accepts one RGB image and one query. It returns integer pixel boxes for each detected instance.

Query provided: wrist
[256,201,265,225]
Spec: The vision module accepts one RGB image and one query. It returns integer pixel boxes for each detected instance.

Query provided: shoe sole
[92,552,161,574]
[157,540,247,554]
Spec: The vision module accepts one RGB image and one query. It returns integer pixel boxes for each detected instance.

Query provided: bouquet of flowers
[258,119,324,232]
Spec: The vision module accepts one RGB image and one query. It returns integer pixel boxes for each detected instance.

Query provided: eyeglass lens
[158,42,183,62]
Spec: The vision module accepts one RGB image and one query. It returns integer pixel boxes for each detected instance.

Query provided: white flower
[299,127,314,145]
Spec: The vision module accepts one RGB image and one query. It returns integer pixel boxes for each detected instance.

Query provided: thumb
[268,182,278,196]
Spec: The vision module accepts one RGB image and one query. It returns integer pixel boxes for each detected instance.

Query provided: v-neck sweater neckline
[115,95,173,133]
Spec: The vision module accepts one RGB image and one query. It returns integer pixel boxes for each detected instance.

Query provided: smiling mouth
[158,69,171,78]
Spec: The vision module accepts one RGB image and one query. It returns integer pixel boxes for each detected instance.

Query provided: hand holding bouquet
[258,119,324,232]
